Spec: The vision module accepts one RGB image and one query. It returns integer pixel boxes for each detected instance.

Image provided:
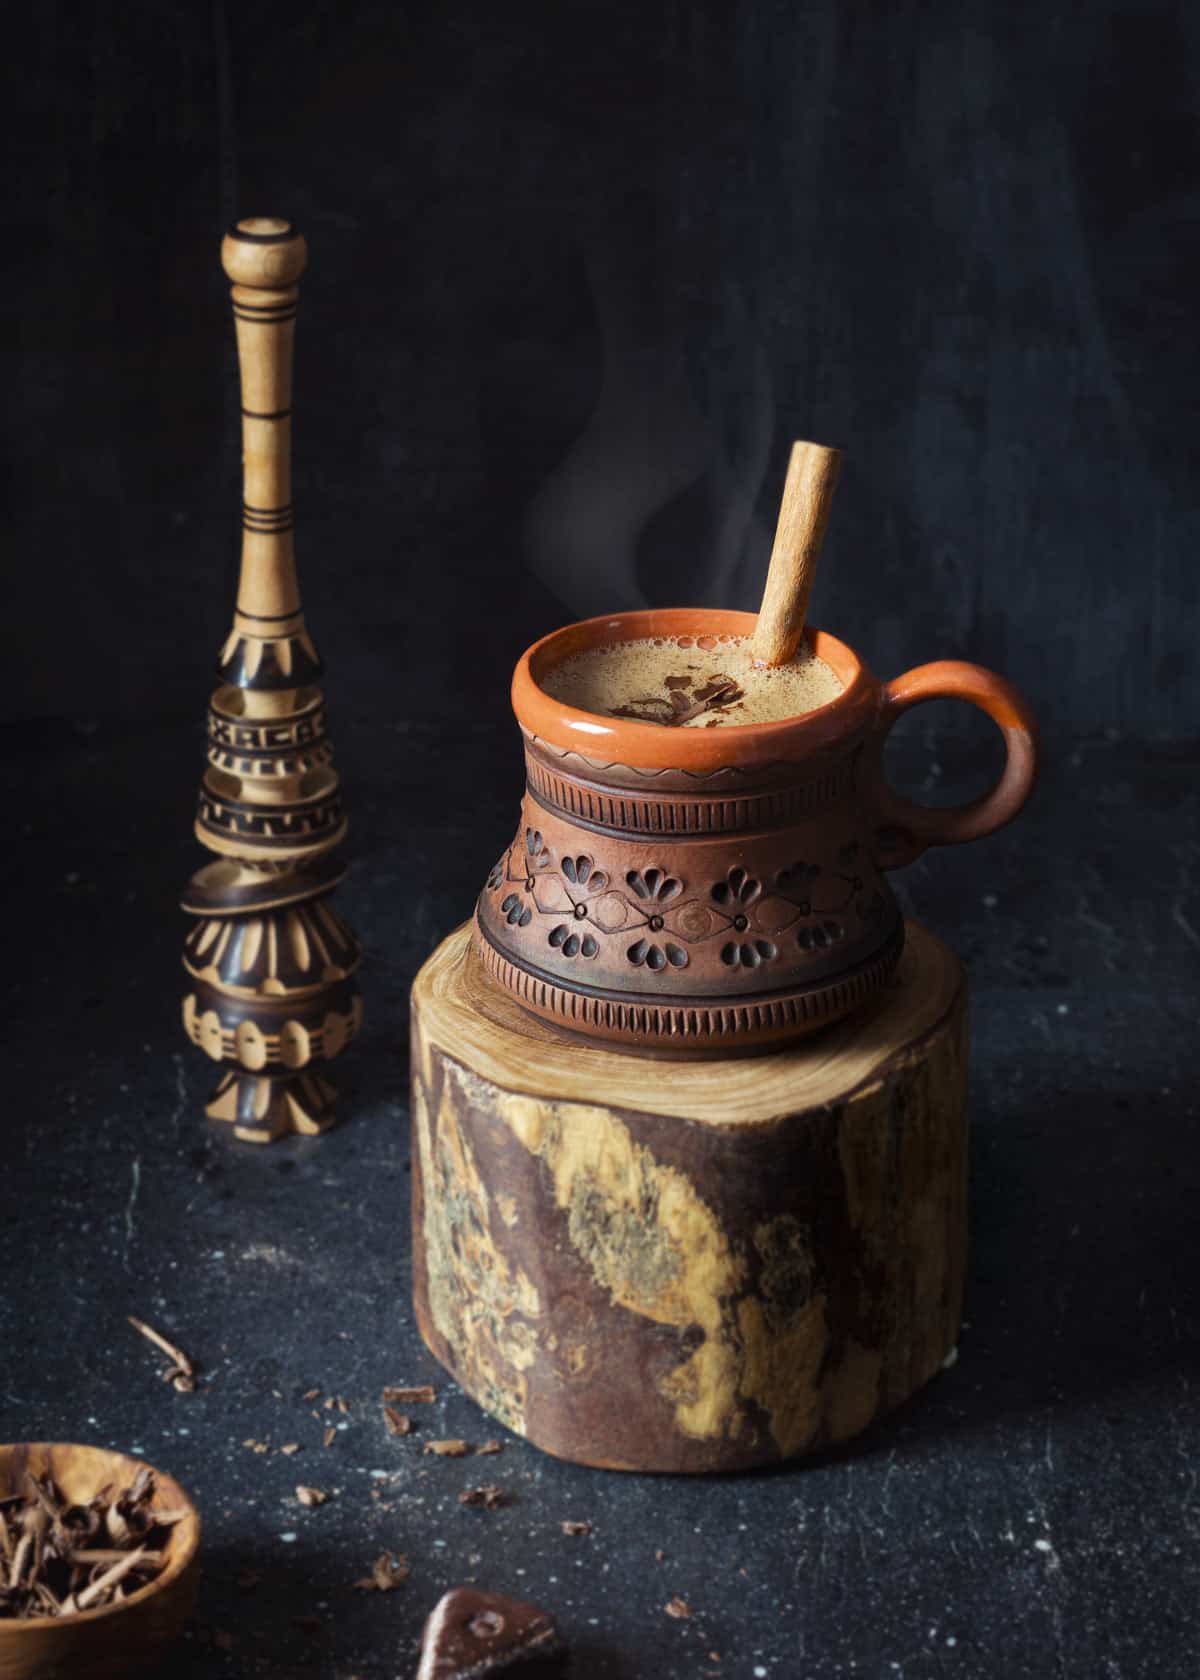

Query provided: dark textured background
[5,0,1198,737]
[2,4,1198,1677]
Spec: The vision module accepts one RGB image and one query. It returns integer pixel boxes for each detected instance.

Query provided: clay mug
[475,609,1037,1053]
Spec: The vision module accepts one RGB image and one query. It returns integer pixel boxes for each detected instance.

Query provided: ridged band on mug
[473,917,905,1050]
[524,750,858,837]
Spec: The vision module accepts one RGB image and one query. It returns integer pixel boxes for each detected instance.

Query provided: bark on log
[410,920,967,1473]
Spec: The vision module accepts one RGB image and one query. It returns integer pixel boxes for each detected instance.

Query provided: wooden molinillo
[181,219,361,1145]
[410,919,967,1473]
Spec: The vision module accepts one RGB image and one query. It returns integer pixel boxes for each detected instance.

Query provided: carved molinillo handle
[221,217,307,635]
[181,218,361,1145]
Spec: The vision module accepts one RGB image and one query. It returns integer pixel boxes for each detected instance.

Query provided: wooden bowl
[0,1444,200,1680]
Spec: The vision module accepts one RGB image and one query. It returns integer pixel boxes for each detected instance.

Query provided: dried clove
[0,1466,176,1620]
[127,1316,198,1392]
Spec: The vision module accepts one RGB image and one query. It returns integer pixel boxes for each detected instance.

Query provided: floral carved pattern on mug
[484,837,887,971]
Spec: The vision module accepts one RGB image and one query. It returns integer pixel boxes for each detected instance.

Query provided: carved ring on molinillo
[207,689,328,758]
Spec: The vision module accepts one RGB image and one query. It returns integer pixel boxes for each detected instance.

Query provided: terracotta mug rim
[512,607,878,772]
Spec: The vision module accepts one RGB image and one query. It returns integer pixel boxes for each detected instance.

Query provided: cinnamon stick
[749,440,842,668]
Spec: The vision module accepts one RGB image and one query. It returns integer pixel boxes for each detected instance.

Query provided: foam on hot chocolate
[541,634,844,728]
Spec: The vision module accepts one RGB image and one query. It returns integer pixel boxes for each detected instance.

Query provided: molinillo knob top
[220,217,308,289]
[180,217,361,1144]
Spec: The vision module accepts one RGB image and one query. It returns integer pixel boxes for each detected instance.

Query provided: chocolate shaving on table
[0,1465,178,1620]
[381,1384,436,1404]
[415,1587,562,1680]
[424,1439,471,1457]
[353,1551,409,1592]
[458,1485,506,1509]
[382,1406,412,1437]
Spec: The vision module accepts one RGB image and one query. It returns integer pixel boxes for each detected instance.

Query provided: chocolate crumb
[354,1551,409,1593]
[424,1439,470,1457]
[476,1440,502,1456]
[560,1520,592,1536]
[382,1385,436,1404]
[665,1596,693,1619]
[459,1485,507,1509]
[382,1406,412,1437]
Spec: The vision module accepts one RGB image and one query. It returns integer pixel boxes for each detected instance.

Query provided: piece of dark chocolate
[415,1587,562,1678]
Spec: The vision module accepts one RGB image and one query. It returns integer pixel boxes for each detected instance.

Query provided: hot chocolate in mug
[475,608,1038,1053]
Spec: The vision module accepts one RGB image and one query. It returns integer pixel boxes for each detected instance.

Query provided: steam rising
[523,246,775,619]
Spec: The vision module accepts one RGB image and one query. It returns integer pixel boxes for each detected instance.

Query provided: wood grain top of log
[411,920,964,1129]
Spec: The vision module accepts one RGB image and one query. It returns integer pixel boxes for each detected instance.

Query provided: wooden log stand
[410,919,968,1474]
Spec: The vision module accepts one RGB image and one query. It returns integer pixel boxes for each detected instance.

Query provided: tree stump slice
[410,919,967,1474]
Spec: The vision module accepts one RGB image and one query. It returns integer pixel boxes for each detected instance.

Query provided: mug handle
[867,661,1039,869]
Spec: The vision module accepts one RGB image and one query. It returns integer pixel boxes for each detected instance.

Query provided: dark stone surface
[1,698,1197,1678]
[3,3,1199,1672]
